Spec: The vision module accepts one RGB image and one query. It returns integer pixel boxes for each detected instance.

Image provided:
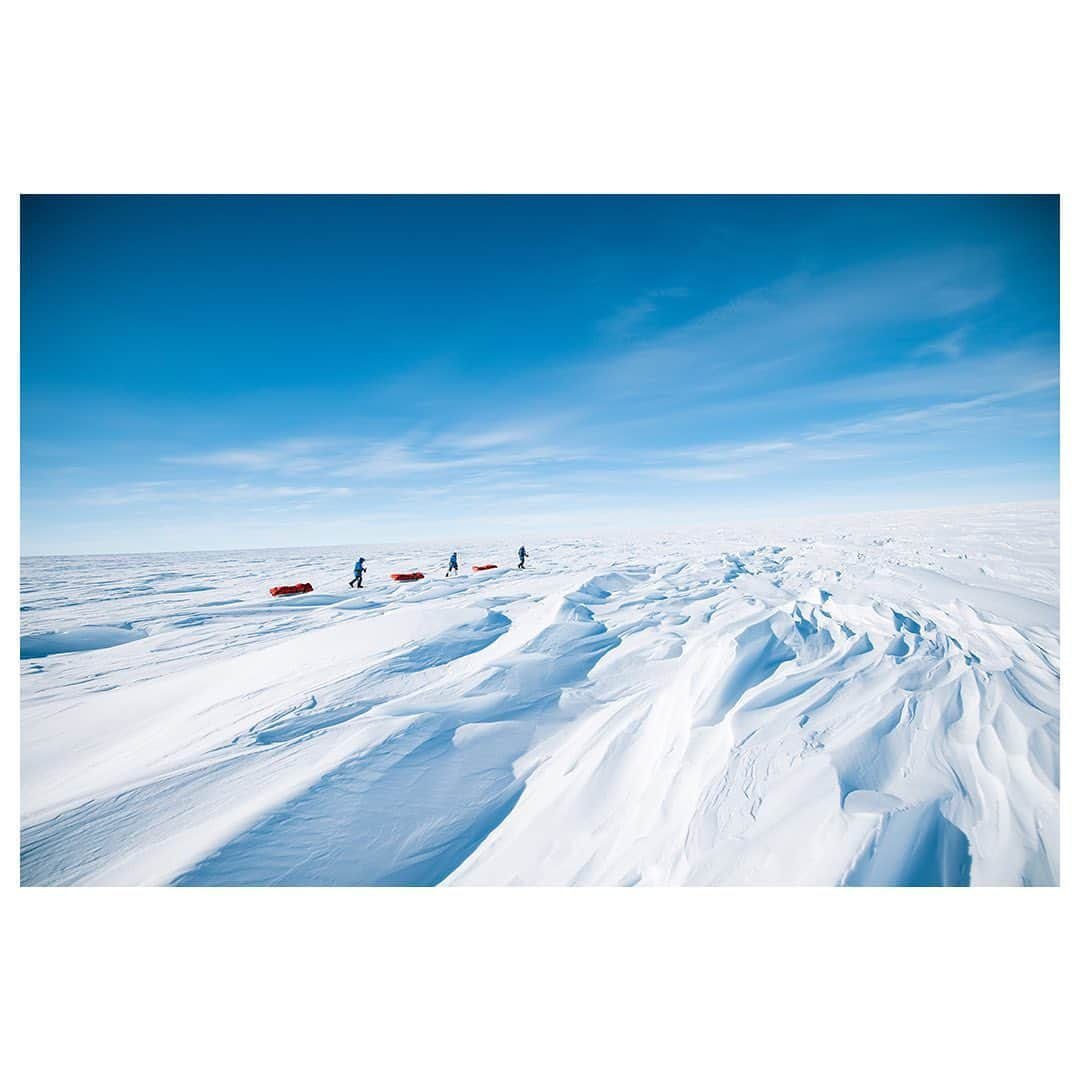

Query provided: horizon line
[19,497,1059,560]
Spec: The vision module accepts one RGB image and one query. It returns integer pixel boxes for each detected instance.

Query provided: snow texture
[20,503,1058,886]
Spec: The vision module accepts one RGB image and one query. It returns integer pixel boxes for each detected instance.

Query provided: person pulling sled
[446,552,459,577]
[517,545,528,569]
[350,556,367,588]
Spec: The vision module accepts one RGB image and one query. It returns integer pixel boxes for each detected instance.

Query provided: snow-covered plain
[20,503,1059,886]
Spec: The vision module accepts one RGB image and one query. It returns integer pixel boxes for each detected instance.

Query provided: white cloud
[644,465,747,483]
[79,480,352,507]
[914,327,968,360]
[164,437,334,472]
[597,286,690,338]
[596,249,1003,397]
[806,377,1059,442]
[672,439,796,462]
[80,481,171,506]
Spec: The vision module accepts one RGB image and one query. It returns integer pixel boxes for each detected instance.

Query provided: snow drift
[20,503,1059,885]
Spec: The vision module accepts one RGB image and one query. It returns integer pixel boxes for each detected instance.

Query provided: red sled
[472,564,497,571]
[269,582,314,597]
[391,572,425,582]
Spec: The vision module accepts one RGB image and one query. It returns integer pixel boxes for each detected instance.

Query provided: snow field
[20,503,1058,885]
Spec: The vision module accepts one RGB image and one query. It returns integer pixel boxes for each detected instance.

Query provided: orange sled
[472,564,497,571]
[269,582,313,597]
[391,572,425,582]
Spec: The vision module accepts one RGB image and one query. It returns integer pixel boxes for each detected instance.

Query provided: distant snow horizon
[20,496,1059,560]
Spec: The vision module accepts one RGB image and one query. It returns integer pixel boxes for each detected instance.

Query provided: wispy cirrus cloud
[628,371,1058,484]
[163,437,335,473]
[146,361,1056,503]
[914,327,968,360]
[138,260,1053,511]
[433,414,576,453]
[162,415,589,487]
[597,286,690,339]
[643,465,749,483]
[805,376,1059,442]
[596,248,1003,398]
[80,481,171,506]
[79,480,350,507]
[667,439,796,462]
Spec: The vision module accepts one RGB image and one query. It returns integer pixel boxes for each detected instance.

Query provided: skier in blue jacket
[517,545,528,569]
[349,556,366,588]
[446,552,459,577]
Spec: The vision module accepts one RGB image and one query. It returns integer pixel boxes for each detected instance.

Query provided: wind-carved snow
[20,503,1059,885]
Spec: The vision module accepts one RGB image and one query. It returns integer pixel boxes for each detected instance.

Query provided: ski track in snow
[20,503,1059,886]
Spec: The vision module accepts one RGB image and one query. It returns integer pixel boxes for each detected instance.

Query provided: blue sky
[21,195,1058,554]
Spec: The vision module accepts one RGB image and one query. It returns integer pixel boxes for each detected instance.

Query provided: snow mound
[21,624,148,659]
